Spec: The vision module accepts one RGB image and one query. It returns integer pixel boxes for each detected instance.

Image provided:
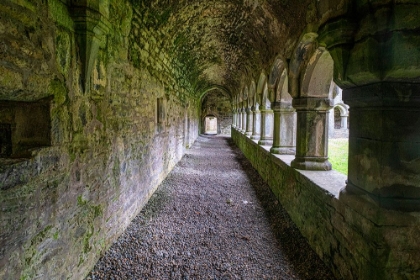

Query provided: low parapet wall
[232,128,420,280]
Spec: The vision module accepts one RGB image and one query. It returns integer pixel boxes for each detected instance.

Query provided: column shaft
[291,98,332,170]
[258,109,274,146]
[343,83,420,211]
[246,107,253,136]
[251,105,261,140]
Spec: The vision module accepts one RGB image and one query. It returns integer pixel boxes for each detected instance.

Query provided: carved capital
[70,0,110,93]
[292,98,333,111]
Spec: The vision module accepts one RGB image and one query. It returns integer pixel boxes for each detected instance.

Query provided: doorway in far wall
[204,115,217,135]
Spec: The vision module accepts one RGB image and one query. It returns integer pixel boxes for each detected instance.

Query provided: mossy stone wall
[0,0,199,279]
[232,128,420,280]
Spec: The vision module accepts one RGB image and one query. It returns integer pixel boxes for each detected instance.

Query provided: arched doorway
[204,115,218,135]
[333,104,349,130]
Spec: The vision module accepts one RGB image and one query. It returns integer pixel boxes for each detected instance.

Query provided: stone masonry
[1,0,420,279]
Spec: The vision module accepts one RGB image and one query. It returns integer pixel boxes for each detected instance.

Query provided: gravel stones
[86,135,336,280]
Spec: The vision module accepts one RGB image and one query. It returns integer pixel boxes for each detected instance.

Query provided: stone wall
[232,128,420,280]
[0,0,199,279]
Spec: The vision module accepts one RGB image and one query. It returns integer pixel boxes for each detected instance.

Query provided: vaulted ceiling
[130,0,323,98]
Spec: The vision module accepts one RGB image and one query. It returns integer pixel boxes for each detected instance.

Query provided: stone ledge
[239,130,345,197]
[0,147,62,190]
[232,127,420,280]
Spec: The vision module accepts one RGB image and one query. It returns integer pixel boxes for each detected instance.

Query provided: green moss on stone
[49,79,67,105]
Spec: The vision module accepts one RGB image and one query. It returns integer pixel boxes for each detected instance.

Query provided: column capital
[272,101,293,111]
[292,98,333,111]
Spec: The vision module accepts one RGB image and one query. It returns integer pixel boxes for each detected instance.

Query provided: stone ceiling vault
[129,0,314,99]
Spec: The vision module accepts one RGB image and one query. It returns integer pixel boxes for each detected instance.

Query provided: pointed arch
[261,82,270,109]
[199,84,232,103]
[249,80,256,108]
[243,86,249,108]
[256,71,267,107]
[301,48,334,98]
[276,68,291,103]
[288,33,319,98]
[268,57,287,103]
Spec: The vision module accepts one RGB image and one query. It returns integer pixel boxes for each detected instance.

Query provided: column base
[245,131,252,137]
[291,157,332,171]
[258,138,273,146]
[270,146,296,155]
[251,134,260,140]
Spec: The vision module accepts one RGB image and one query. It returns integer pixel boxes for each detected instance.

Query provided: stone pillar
[237,107,242,131]
[328,107,335,137]
[237,108,241,131]
[241,108,247,134]
[258,108,273,146]
[343,83,420,211]
[291,97,332,170]
[270,102,296,154]
[251,104,261,140]
[231,109,236,129]
[245,107,253,136]
[341,115,348,129]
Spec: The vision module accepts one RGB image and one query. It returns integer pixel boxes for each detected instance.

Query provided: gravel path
[86,135,336,280]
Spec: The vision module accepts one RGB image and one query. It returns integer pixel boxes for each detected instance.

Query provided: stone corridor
[86,135,335,280]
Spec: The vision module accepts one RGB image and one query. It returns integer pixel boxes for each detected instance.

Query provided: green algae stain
[49,79,67,105]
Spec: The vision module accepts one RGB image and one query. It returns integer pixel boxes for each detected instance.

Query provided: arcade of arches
[0,0,419,279]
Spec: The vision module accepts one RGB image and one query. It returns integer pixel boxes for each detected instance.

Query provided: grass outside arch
[328,138,348,175]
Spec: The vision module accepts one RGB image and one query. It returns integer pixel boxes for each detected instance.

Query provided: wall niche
[0,97,52,159]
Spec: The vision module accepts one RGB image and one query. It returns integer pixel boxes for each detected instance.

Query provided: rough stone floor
[86,135,336,280]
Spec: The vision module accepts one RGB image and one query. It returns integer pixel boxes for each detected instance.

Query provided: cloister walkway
[87,135,336,280]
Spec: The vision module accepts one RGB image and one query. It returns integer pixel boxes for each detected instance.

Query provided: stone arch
[249,80,256,108]
[201,89,232,135]
[289,32,319,98]
[243,86,249,108]
[301,47,334,98]
[269,56,296,155]
[277,69,290,102]
[256,71,267,107]
[249,79,261,140]
[333,103,349,131]
[261,82,270,110]
[268,57,287,103]
[289,33,334,170]
[199,84,232,102]
[334,103,348,117]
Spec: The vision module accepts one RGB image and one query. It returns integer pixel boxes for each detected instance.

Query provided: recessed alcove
[0,97,52,160]
[204,115,218,135]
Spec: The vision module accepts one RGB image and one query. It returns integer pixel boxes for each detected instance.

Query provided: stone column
[241,107,247,134]
[328,107,335,137]
[258,107,273,146]
[237,109,240,129]
[237,107,242,131]
[343,83,420,211]
[251,104,261,140]
[245,106,253,137]
[291,97,332,170]
[341,115,348,129]
[231,109,236,129]
[270,102,296,154]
